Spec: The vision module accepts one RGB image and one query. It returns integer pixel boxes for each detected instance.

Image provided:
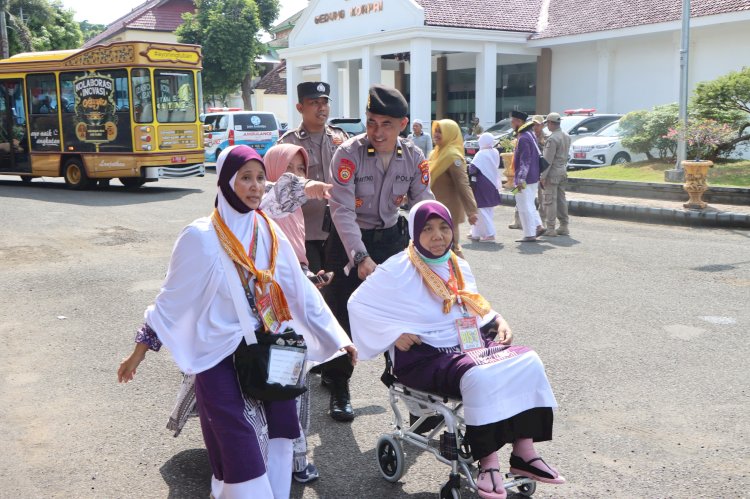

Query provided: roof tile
[534,0,750,39]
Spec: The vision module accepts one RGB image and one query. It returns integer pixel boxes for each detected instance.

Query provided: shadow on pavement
[159,448,212,499]
[0,178,203,207]
[540,236,581,248]
[464,241,505,252]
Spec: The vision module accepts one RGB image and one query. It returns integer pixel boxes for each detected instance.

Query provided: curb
[566,178,750,205]
[498,193,750,229]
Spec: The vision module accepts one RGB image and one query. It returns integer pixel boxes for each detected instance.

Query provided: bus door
[0,78,30,173]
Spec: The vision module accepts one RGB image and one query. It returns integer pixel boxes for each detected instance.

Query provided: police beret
[297,81,330,102]
[510,110,528,121]
[366,84,408,118]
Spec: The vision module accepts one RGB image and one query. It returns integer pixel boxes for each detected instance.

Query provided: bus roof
[0,41,202,71]
[0,49,82,64]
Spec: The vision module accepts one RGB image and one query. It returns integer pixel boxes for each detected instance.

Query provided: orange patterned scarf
[211,208,292,326]
[407,242,491,317]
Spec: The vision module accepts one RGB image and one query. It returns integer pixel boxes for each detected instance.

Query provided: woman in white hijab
[349,200,563,499]
[117,145,356,499]
[468,132,502,242]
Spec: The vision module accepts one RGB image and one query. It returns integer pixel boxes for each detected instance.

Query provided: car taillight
[229,129,234,146]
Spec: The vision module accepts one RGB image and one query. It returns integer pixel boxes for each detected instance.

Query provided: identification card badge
[257,293,281,333]
[456,316,482,352]
[267,345,306,387]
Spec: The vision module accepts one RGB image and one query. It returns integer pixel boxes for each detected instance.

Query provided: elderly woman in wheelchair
[349,200,564,499]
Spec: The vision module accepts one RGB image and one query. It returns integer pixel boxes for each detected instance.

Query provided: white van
[203,109,281,166]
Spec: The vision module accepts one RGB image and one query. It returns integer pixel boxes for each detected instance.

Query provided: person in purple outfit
[117,145,355,499]
[468,132,502,242]
[349,200,565,499]
[511,111,545,242]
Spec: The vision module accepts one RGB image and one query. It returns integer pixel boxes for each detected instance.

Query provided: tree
[177,0,278,110]
[5,0,82,55]
[79,20,105,42]
[620,104,680,160]
[692,67,750,156]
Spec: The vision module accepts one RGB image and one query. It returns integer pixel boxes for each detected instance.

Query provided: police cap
[366,84,408,118]
[297,81,330,102]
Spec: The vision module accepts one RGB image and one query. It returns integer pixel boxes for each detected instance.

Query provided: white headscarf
[471,133,501,188]
[215,145,257,248]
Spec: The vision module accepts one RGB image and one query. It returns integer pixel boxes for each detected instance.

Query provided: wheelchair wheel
[517,480,537,496]
[376,434,404,482]
[438,484,461,499]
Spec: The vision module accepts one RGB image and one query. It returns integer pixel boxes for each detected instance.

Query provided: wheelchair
[375,353,537,498]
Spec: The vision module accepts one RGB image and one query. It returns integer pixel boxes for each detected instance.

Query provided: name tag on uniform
[456,316,482,351]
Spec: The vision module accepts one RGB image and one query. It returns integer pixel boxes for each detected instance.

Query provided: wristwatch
[353,251,369,266]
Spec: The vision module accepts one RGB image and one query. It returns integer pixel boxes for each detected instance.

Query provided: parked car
[567,120,646,170]
[549,111,621,144]
[203,109,281,166]
[328,118,365,137]
[464,118,513,157]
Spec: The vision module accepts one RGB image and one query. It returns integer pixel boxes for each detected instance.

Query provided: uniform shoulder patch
[454,158,462,167]
[418,160,430,185]
[337,158,355,184]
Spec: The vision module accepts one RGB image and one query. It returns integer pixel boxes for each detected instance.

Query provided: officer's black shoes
[329,381,354,422]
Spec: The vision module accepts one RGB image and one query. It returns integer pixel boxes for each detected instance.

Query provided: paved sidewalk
[498,188,750,228]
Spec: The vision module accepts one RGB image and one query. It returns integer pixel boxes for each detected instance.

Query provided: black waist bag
[233,329,308,401]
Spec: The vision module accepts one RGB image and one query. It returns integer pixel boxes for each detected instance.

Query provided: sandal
[509,453,566,484]
[476,467,507,499]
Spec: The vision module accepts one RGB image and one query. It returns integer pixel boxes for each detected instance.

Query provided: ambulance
[202,108,281,166]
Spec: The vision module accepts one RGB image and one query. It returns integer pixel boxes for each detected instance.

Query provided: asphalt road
[1,174,748,498]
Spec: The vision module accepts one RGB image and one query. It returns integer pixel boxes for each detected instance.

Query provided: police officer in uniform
[320,84,435,421]
[278,81,349,272]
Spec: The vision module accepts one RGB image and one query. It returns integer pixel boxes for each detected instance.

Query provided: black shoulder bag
[232,263,308,401]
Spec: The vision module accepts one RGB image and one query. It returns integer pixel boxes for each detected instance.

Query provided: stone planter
[500,152,514,188]
[682,160,713,209]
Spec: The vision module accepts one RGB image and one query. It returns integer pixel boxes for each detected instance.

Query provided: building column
[359,46,381,118]
[285,59,303,128]
[596,42,611,113]
[475,42,497,129]
[346,60,360,118]
[320,53,341,118]
[409,38,432,126]
[536,48,552,114]
[435,55,447,119]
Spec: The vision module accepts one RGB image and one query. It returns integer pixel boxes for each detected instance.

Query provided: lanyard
[234,217,261,319]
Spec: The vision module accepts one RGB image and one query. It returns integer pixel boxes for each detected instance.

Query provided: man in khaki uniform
[540,112,572,236]
[278,81,348,272]
[320,84,434,422]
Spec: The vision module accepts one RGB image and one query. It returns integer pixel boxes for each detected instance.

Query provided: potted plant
[666,119,734,209]
[496,136,516,189]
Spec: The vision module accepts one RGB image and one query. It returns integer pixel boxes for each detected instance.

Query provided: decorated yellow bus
[0,41,205,188]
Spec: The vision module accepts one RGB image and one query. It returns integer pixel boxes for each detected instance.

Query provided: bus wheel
[63,158,93,189]
[119,177,146,189]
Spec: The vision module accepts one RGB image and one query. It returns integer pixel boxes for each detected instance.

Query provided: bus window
[26,73,61,152]
[0,79,30,173]
[131,68,153,123]
[154,69,196,123]
[59,69,133,152]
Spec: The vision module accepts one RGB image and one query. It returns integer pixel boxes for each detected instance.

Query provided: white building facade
[279,0,750,131]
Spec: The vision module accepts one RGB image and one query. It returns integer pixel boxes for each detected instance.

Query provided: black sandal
[509,453,565,484]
